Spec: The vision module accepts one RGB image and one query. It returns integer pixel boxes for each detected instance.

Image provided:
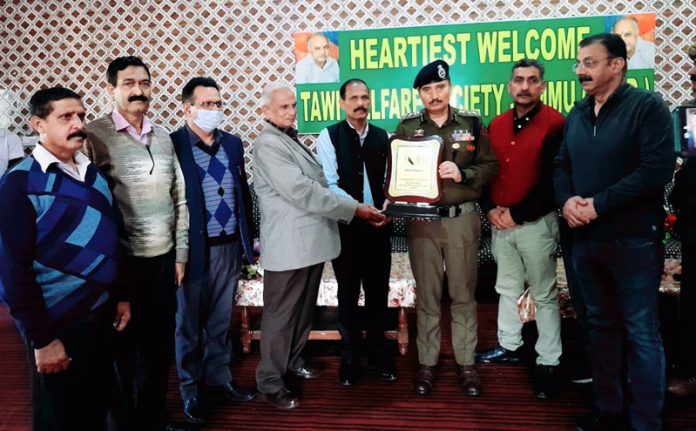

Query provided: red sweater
[486,104,565,221]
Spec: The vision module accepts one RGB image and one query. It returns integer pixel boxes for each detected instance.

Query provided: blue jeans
[573,237,665,431]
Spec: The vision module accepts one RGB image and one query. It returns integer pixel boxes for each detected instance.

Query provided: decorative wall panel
[1,0,693,177]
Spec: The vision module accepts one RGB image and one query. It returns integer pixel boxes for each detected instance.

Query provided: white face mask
[192,108,224,133]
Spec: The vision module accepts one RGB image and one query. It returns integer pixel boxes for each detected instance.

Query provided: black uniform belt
[436,202,476,218]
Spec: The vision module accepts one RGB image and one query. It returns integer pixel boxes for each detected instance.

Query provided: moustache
[128,95,149,103]
[578,75,593,83]
[428,99,443,105]
[516,91,532,97]
[67,131,88,140]
[353,107,367,113]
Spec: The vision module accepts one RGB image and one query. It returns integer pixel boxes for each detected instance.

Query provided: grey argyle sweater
[85,114,189,262]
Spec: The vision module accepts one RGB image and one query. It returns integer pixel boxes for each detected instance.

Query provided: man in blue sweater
[554,34,675,431]
[170,77,256,425]
[0,87,130,430]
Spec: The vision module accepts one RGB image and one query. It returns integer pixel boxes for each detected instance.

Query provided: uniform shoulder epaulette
[400,111,422,121]
[455,109,481,118]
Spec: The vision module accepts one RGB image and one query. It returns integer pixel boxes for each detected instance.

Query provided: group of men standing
[0,31,682,431]
[0,57,257,430]
[251,32,676,431]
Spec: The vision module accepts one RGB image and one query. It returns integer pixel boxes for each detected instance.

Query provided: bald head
[307,33,330,67]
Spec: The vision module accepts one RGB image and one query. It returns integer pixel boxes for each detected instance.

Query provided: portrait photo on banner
[293,14,657,134]
[605,12,656,70]
[294,31,341,84]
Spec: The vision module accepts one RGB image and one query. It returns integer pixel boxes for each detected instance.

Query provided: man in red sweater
[477,59,565,399]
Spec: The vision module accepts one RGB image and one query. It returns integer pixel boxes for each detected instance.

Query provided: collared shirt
[111,109,152,145]
[512,102,542,134]
[317,120,374,205]
[31,143,91,182]
[186,124,222,155]
[295,56,340,84]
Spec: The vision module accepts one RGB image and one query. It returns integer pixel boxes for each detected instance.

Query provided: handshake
[356,203,391,227]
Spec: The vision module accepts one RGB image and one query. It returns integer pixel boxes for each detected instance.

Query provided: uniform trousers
[407,211,480,366]
[491,211,561,365]
[256,263,323,394]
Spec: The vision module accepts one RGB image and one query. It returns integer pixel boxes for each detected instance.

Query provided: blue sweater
[171,127,255,282]
[0,157,120,348]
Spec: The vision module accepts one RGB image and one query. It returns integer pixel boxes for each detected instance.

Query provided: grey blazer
[253,123,357,271]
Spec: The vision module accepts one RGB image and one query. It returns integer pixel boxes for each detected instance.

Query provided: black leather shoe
[182,397,207,425]
[290,363,323,380]
[533,364,559,399]
[260,387,300,409]
[218,381,257,402]
[475,344,521,364]
[339,360,361,386]
[457,365,482,397]
[374,368,398,382]
[366,357,397,382]
[413,365,437,396]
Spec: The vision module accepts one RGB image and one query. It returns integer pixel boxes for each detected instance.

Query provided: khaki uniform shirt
[395,106,499,205]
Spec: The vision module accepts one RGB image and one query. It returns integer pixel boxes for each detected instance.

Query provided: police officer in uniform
[395,59,498,397]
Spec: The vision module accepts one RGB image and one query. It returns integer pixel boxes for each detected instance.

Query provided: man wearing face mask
[169,77,256,425]
[85,56,189,431]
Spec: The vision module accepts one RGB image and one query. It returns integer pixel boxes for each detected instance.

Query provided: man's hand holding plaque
[356,202,388,226]
[383,135,444,218]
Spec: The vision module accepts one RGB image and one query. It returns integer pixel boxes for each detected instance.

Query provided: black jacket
[554,83,676,240]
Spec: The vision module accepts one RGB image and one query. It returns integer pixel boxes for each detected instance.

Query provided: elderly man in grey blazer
[253,83,384,409]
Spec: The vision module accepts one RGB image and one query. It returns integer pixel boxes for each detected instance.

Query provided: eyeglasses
[571,57,616,72]
[193,101,226,109]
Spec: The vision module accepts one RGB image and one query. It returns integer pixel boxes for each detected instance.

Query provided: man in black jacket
[666,41,696,398]
[316,78,395,386]
[554,33,675,431]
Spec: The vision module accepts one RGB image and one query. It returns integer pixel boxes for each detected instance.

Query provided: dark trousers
[175,240,242,400]
[256,263,323,394]
[573,238,665,431]
[115,250,176,431]
[559,217,591,376]
[333,220,392,366]
[30,303,115,431]
[678,225,696,376]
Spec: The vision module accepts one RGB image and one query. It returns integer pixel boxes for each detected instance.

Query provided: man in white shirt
[612,16,656,70]
[296,33,340,84]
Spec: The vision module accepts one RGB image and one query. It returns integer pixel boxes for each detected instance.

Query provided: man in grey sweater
[84,56,188,431]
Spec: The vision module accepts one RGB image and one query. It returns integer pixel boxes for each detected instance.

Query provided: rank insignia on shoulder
[401,111,422,121]
[456,110,481,118]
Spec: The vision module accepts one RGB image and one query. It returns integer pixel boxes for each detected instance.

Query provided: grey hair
[260,82,294,107]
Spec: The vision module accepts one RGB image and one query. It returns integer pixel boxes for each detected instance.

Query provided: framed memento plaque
[383,135,443,218]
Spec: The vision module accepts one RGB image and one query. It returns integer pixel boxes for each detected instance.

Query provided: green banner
[295,14,656,133]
